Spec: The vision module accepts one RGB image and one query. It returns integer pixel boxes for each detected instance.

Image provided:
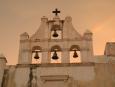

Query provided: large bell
[34,51,39,59]
[53,30,58,37]
[52,50,59,59]
[73,50,78,58]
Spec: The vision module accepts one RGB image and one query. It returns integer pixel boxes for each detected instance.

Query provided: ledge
[16,62,95,68]
[0,57,7,63]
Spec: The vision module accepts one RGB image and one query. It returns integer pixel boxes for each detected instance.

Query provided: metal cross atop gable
[52,8,60,16]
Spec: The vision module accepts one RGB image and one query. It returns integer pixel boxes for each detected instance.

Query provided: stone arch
[50,45,62,63]
[51,45,62,52]
[70,45,80,51]
[31,46,42,64]
[32,46,42,51]
[69,45,81,63]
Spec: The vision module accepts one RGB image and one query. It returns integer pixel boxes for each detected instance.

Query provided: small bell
[34,51,39,59]
[73,50,78,58]
[53,30,58,37]
[52,50,59,59]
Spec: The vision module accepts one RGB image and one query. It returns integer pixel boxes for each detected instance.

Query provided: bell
[53,30,58,37]
[73,50,78,58]
[34,51,39,59]
[52,50,59,59]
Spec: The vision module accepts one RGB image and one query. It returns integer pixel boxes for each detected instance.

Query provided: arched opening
[51,24,62,39]
[32,46,42,64]
[50,45,62,63]
[70,45,81,63]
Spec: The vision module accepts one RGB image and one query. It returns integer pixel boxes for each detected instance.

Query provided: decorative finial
[52,8,60,16]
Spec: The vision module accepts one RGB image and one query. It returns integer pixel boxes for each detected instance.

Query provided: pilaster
[0,54,7,87]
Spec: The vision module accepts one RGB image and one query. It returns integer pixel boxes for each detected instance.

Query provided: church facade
[0,9,115,87]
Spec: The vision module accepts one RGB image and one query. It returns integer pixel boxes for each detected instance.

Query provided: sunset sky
[0,0,115,64]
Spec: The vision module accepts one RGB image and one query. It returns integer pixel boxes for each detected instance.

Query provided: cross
[52,8,60,16]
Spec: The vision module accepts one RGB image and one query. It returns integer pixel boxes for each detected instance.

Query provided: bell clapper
[73,50,78,58]
[53,30,58,37]
[34,51,40,59]
[52,50,59,59]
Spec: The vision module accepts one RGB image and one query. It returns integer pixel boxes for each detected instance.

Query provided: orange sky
[0,0,115,65]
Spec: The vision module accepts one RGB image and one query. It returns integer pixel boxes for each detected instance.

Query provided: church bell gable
[18,9,94,64]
